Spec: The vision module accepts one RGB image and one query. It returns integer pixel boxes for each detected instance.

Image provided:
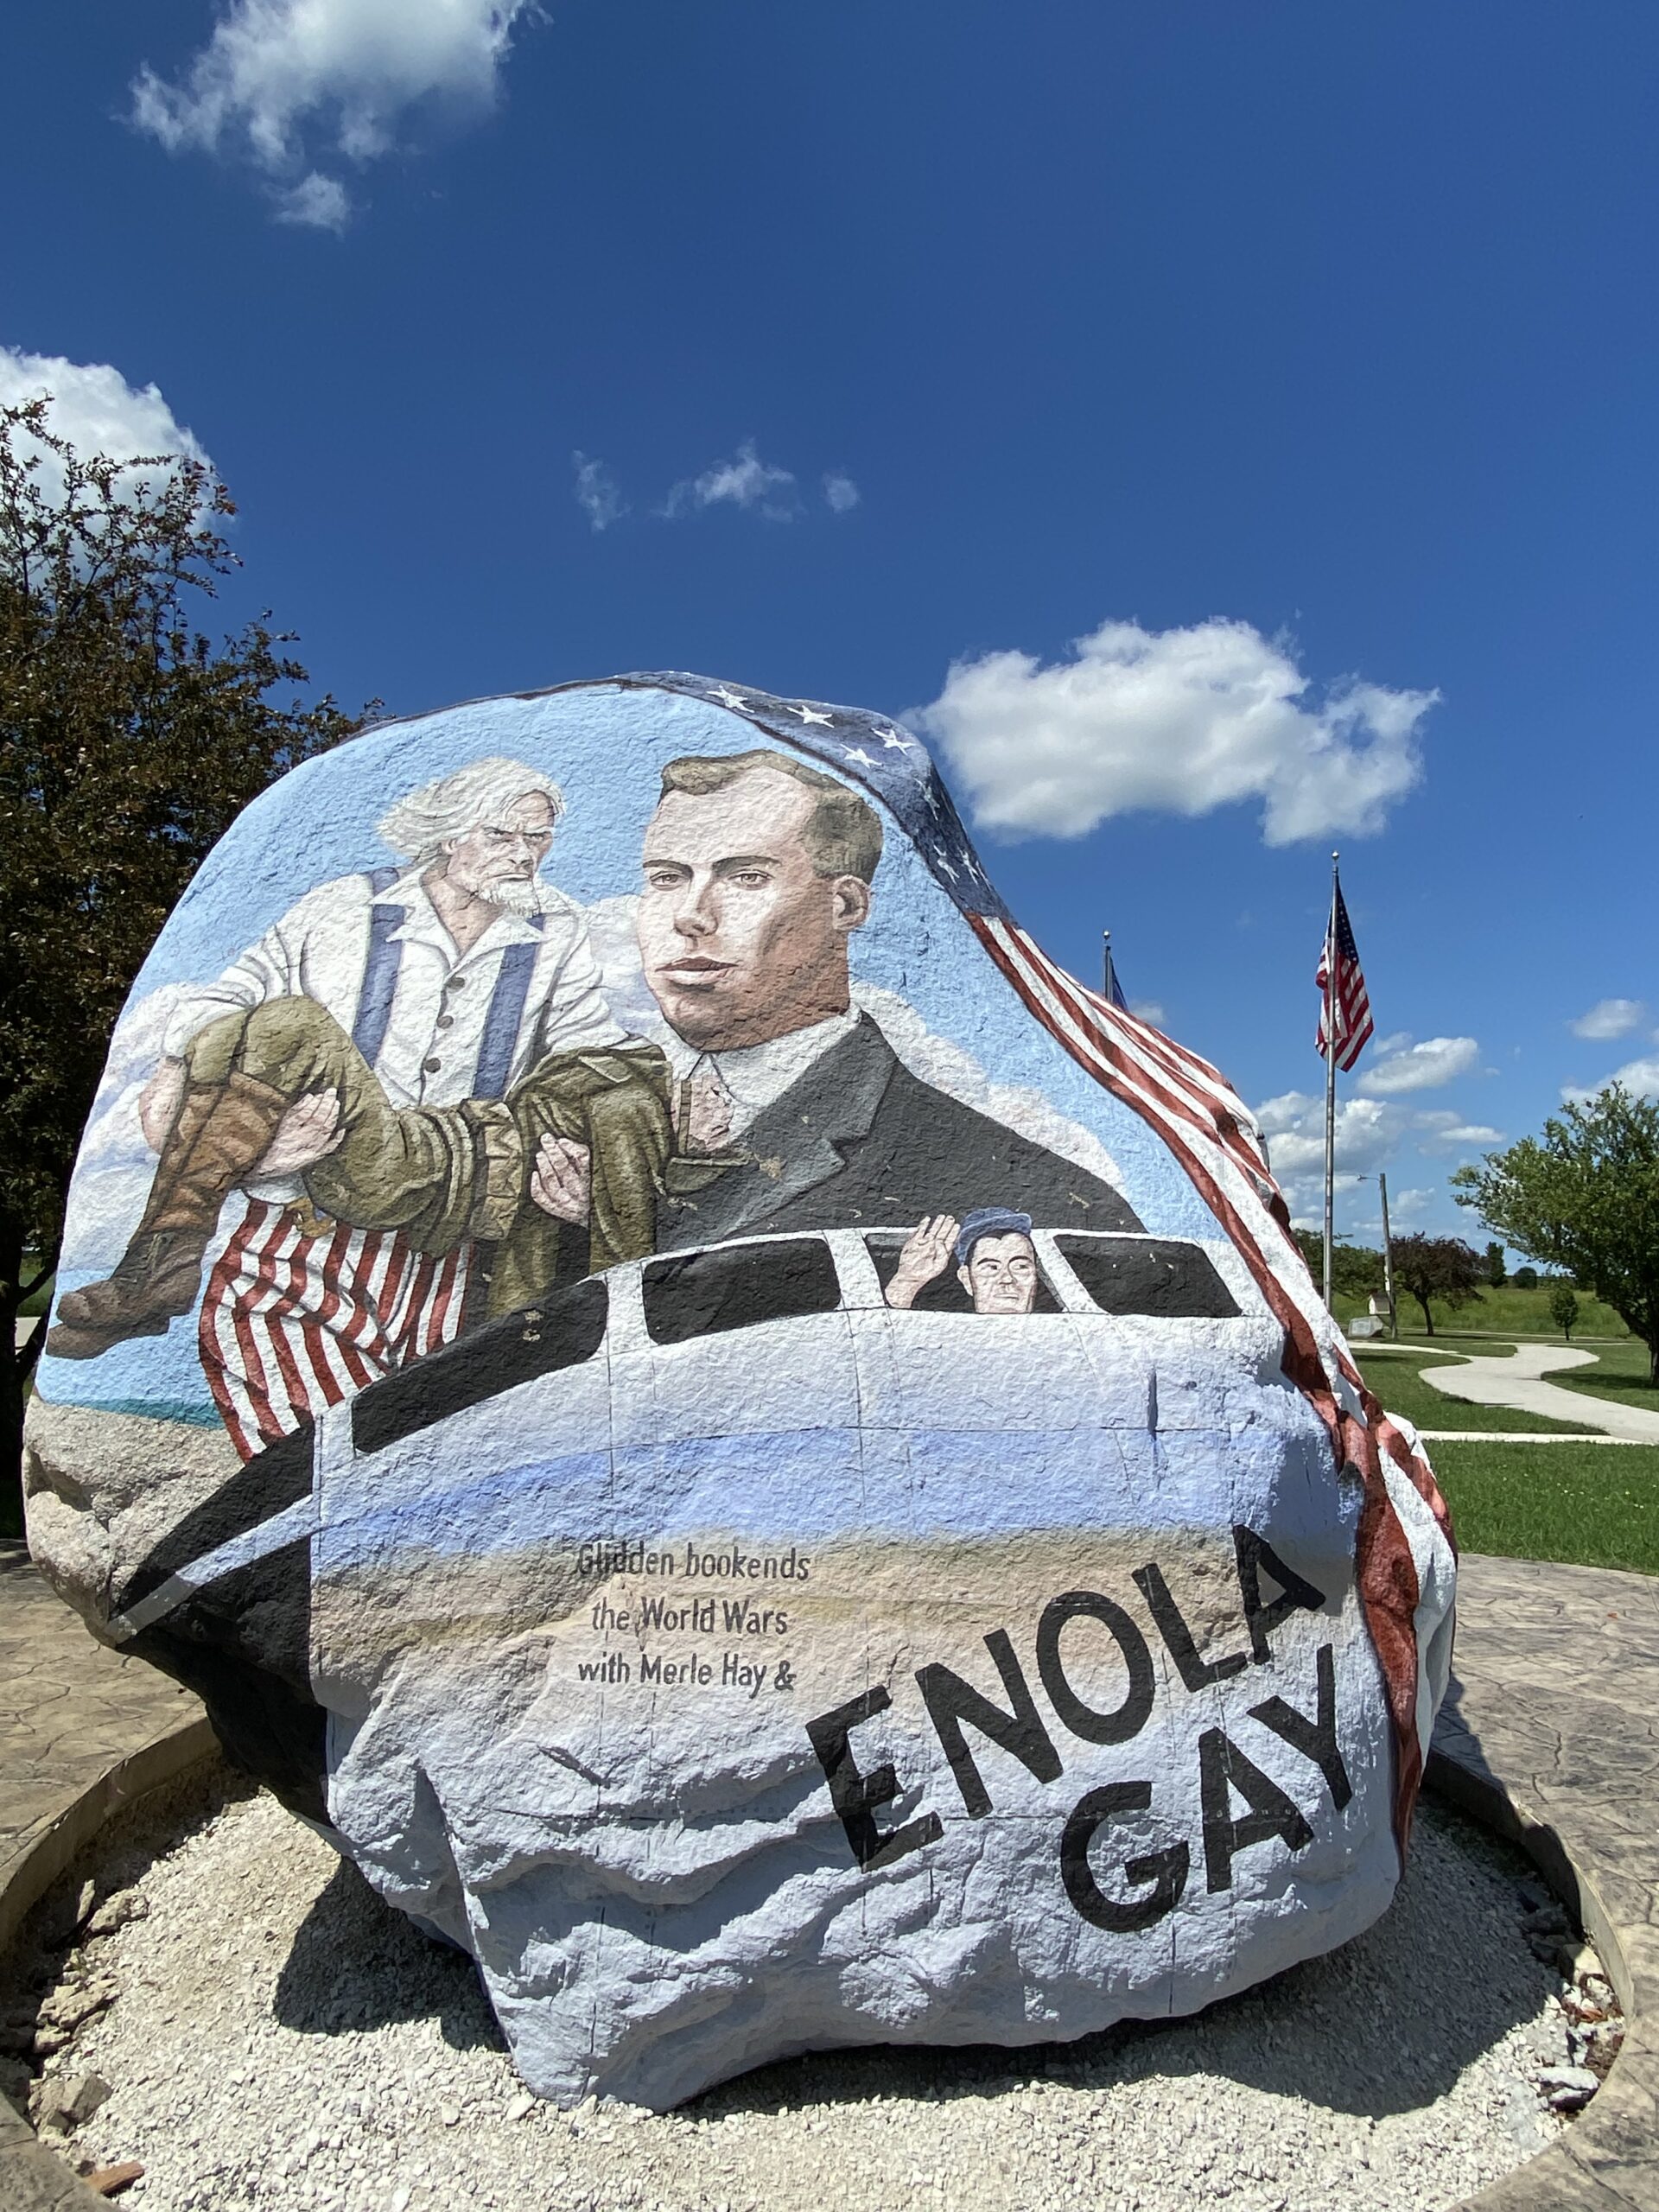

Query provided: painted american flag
[630,672,1454,1849]
[1315,875,1374,1072]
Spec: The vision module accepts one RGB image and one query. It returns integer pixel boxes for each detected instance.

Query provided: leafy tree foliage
[1292,1230,1385,1302]
[1389,1233,1484,1336]
[1484,1239,1506,1287]
[1,398,363,1510]
[1548,1281,1580,1341]
[1511,1266,1539,1290]
[1454,1084,1659,1381]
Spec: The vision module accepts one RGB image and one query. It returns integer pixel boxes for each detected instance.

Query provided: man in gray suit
[528,748,1141,1248]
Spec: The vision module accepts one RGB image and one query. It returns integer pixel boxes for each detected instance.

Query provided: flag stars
[877,726,917,753]
[841,745,878,768]
[789,702,835,728]
[709,686,748,711]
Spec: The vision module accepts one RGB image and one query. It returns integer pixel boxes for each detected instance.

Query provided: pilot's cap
[954,1208,1035,1268]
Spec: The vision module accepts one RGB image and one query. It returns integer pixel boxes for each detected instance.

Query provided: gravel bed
[4,1774,1623,2212]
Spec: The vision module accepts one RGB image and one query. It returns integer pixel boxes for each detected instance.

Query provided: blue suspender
[352,873,544,1094]
[472,916,546,1100]
[352,868,405,1068]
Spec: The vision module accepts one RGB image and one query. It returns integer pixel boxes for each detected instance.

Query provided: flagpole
[1323,852,1339,1311]
[1102,930,1115,1007]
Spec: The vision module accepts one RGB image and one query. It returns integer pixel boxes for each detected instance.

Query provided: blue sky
[4,0,1656,1239]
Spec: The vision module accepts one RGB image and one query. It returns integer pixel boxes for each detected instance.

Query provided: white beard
[483,877,542,917]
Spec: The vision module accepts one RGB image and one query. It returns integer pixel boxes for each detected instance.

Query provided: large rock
[26,673,1456,2109]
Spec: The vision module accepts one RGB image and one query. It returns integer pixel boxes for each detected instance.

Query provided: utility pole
[1378,1171,1397,1340]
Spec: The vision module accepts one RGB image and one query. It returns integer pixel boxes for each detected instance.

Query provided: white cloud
[913,617,1436,844]
[571,451,626,533]
[1570,997,1649,1041]
[823,471,861,514]
[1128,1000,1167,1029]
[1566,1056,1659,1104]
[0,348,213,503]
[915,623,1433,844]
[1253,1089,1405,1215]
[1413,1110,1503,1152]
[663,440,801,522]
[130,0,533,219]
[274,169,350,228]
[1355,1035,1482,1096]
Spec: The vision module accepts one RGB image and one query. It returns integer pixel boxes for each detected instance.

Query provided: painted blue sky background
[5,0,1656,1241]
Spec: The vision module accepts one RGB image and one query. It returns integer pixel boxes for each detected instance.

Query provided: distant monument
[25,675,1457,2109]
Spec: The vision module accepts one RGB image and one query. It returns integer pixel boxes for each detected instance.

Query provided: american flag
[623,674,1452,1850]
[1315,876,1374,1072]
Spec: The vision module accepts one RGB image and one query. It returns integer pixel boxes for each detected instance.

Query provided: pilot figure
[883,1208,1042,1315]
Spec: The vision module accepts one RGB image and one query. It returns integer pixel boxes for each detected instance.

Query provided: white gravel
[13,1773,1611,2212]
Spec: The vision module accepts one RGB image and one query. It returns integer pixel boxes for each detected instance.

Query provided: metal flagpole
[1102,930,1115,1007]
[1378,1169,1396,1340]
[1322,852,1339,1312]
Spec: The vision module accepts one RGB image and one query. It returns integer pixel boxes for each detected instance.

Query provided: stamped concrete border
[3,1547,1656,2208]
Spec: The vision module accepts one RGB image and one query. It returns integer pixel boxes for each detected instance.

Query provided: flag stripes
[971,913,1451,1847]
[1316,880,1374,1071]
[199,1199,470,1460]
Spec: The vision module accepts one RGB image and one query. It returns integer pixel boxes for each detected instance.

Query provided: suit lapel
[662,1016,895,1246]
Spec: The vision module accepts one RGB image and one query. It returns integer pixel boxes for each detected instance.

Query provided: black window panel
[352,1277,607,1457]
[644,1238,842,1346]
[1054,1236,1240,1319]
[863,1233,1062,1314]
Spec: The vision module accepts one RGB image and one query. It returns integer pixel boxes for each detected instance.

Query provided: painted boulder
[26,674,1457,2110]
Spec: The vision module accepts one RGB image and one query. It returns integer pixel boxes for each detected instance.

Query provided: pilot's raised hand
[884,1214,960,1309]
[531,1132,592,1224]
[258,1089,346,1177]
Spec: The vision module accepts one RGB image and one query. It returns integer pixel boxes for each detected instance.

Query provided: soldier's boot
[46,1071,291,1359]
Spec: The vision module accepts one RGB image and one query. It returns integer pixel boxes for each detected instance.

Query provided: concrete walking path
[1394,1341,1659,1445]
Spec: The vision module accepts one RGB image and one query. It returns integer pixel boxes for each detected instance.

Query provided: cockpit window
[644,1238,842,1346]
[862,1232,1063,1314]
[352,1276,608,1455]
[1054,1236,1240,1319]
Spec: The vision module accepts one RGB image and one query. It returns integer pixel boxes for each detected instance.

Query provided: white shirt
[661,1009,860,1138]
[163,866,626,1112]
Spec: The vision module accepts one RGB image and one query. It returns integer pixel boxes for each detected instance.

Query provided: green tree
[1292,1230,1385,1302]
[2,397,363,1517]
[1389,1233,1484,1337]
[1484,1239,1506,1287]
[1548,1281,1580,1341]
[1511,1265,1539,1290]
[1454,1085,1659,1382]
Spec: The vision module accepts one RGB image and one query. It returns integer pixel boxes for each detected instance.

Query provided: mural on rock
[25,674,1458,2110]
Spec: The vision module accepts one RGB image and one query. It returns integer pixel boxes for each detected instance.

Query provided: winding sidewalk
[1402,1342,1659,1445]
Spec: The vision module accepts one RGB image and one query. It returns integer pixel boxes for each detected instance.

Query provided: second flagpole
[1323,851,1339,1311]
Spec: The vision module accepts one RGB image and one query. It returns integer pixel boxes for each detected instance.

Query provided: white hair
[375,757,566,865]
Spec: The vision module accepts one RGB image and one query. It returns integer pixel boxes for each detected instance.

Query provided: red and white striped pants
[199,1198,472,1461]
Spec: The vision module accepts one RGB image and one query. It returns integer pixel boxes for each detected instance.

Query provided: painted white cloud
[823,471,861,514]
[572,451,626,533]
[913,617,1436,844]
[130,0,533,221]
[663,441,801,522]
[0,348,213,502]
[1570,997,1649,1041]
[1355,1035,1481,1096]
[1129,1000,1167,1029]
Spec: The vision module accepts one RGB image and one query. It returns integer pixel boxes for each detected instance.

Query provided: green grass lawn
[1541,1333,1659,1415]
[1354,1346,1596,1435]
[1332,1280,1632,1341]
[1433,1440,1659,1576]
